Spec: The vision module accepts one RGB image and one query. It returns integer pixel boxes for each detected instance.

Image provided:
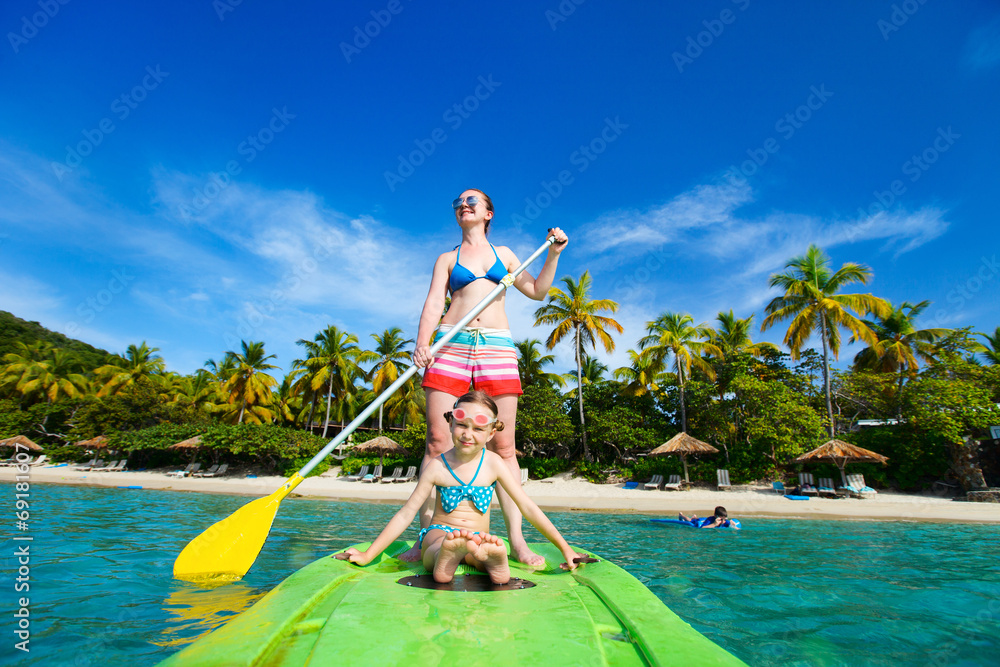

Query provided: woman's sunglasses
[448,407,495,426]
[452,196,481,210]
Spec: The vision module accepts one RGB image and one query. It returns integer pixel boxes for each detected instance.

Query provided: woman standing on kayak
[405,188,568,566]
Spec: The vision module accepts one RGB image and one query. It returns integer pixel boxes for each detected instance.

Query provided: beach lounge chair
[0,455,33,467]
[395,466,417,483]
[92,459,119,471]
[345,465,370,482]
[520,468,529,484]
[166,462,200,478]
[841,474,877,498]
[798,472,818,496]
[361,465,383,483]
[380,467,403,483]
[644,474,664,490]
[94,459,127,472]
[717,469,732,491]
[28,455,48,467]
[74,458,103,471]
[193,464,219,477]
[772,481,790,495]
[663,475,683,491]
[817,477,837,497]
[197,463,229,478]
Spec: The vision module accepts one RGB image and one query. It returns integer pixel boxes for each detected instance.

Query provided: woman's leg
[490,394,544,567]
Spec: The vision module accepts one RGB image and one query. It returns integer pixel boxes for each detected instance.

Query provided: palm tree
[639,312,722,433]
[761,245,890,437]
[977,326,1000,365]
[708,310,779,398]
[1,341,53,400]
[166,370,223,417]
[15,348,90,403]
[358,327,414,432]
[851,300,950,414]
[95,342,166,397]
[712,310,779,358]
[386,375,425,427]
[295,326,363,437]
[561,353,610,400]
[515,339,565,389]
[533,271,623,461]
[222,340,279,424]
[613,348,667,397]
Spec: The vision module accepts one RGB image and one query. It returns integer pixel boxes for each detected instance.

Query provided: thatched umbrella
[649,432,719,483]
[794,439,889,486]
[0,435,43,452]
[168,435,205,463]
[75,435,109,450]
[352,435,408,466]
[168,436,204,449]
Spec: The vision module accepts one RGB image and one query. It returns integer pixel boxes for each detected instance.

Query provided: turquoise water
[3,483,999,666]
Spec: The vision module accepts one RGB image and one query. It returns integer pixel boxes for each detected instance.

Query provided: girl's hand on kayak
[559,550,582,570]
[334,548,371,565]
[560,552,599,570]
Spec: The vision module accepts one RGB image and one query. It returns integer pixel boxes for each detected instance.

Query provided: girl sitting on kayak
[337,391,580,584]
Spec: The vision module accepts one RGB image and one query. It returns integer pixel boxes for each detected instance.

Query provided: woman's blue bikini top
[449,244,507,293]
[437,450,495,513]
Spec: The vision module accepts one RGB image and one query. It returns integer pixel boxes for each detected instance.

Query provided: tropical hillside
[2,246,999,489]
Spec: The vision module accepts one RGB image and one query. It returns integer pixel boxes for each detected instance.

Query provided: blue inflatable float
[651,517,742,529]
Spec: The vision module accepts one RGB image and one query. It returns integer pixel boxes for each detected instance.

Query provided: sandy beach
[9,463,1000,524]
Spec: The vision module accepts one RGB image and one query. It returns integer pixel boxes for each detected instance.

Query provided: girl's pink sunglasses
[452,408,495,426]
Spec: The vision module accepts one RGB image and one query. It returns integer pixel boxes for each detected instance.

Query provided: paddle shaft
[296,236,557,478]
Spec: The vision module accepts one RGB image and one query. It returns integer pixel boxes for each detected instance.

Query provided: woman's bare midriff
[440,285,510,329]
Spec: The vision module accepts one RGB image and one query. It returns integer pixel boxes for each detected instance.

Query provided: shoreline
[8,465,1000,524]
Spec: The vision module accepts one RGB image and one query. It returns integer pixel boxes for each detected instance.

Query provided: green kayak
[160,541,745,666]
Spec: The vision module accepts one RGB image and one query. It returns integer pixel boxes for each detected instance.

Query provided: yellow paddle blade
[173,474,305,584]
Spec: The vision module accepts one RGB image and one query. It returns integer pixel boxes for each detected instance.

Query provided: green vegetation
[1,246,997,490]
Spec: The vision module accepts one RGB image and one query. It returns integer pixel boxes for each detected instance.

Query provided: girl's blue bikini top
[437,450,495,513]
[449,244,507,293]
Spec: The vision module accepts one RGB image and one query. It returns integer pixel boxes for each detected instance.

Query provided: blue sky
[1,0,998,378]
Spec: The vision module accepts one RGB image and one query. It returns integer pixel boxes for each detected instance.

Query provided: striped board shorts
[421,325,523,397]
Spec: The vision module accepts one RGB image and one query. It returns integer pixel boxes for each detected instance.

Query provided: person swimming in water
[337,391,581,583]
[399,188,569,567]
[677,506,739,529]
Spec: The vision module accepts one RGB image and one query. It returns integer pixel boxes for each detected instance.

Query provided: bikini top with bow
[436,449,495,514]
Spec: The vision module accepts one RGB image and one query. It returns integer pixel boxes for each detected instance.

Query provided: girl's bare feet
[468,532,511,584]
[398,544,422,562]
[432,530,480,583]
